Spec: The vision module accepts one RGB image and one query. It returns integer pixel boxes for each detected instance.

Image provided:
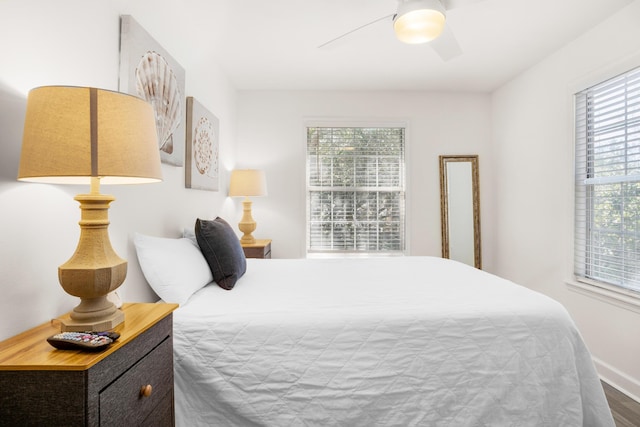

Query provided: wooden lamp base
[59,307,124,332]
[238,197,258,244]
[57,187,127,331]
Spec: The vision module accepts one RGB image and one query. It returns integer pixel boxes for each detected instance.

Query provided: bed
[168,256,614,427]
[133,220,613,426]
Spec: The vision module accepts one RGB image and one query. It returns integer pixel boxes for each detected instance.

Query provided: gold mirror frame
[439,155,481,269]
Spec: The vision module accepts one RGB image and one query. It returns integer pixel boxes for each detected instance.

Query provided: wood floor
[603,382,640,427]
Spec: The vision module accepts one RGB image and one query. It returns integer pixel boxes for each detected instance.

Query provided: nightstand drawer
[100,338,173,426]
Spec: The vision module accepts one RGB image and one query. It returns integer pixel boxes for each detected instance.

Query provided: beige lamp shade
[394,0,446,44]
[18,86,162,184]
[229,169,268,197]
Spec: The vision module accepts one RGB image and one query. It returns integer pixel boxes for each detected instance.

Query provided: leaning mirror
[439,155,481,269]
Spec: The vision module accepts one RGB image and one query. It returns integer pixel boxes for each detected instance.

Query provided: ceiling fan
[318,0,485,61]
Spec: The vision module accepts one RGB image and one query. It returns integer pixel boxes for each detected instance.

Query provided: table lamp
[228,169,267,244]
[17,86,162,331]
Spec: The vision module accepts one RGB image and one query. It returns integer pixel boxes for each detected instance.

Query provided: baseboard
[594,356,640,403]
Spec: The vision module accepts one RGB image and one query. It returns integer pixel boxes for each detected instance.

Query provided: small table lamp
[229,169,268,244]
[17,86,162,331]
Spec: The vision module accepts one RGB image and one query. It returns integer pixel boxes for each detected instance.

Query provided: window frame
[573,64,640,300]
[305,120,408,257]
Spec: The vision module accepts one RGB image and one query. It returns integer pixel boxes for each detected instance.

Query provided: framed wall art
[118,15,186,166]
[185,97,219,191]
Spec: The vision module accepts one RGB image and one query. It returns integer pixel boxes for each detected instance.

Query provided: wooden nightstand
[0,302,178,426]
[242,239,272,259]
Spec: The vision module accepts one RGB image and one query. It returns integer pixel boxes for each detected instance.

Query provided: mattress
[172,256,614,426]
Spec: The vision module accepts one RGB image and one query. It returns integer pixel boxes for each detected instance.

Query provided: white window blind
[575,65,640,292]
[306,126,405,254]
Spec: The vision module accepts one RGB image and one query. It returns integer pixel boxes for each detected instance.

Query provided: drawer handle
[140,384,153,398]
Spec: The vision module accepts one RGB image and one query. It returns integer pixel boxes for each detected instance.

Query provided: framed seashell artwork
[185,97,219,191]
[118,15,186,167]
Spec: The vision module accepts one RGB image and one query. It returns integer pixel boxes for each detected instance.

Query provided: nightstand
[0,302,178,426]
[242,239,272,259]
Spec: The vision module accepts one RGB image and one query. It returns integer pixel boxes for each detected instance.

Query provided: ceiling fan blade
[429,25,462,61]
[442,0,485,11]
[318,13,394,49]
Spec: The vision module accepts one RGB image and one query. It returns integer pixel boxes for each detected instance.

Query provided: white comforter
[172,257,614,426]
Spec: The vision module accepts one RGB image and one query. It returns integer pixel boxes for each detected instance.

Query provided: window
[574,66,640,292]
[306,126,406,255]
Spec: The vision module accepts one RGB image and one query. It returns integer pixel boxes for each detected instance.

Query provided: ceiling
[123,0,635,92]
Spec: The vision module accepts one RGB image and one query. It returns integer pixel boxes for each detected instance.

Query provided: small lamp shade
[229,169,268,197]
[394,0,446,44]
[18,86,162,184]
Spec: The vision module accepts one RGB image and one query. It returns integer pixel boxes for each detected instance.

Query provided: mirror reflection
[439,155,481,269]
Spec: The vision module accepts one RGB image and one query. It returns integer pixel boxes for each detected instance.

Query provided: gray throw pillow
[195,217,247,290]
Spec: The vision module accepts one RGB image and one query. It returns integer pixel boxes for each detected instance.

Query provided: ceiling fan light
[394,0,446,44]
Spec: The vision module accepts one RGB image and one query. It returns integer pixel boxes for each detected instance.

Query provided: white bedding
[172,256,614,426]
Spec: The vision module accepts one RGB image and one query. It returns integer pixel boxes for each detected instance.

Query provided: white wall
[0,0,237,340]
[235,91,493,260]
[491,0,640,399]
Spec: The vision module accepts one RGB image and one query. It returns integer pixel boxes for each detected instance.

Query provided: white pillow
[133,232,213,305]
[182,227,197,245]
